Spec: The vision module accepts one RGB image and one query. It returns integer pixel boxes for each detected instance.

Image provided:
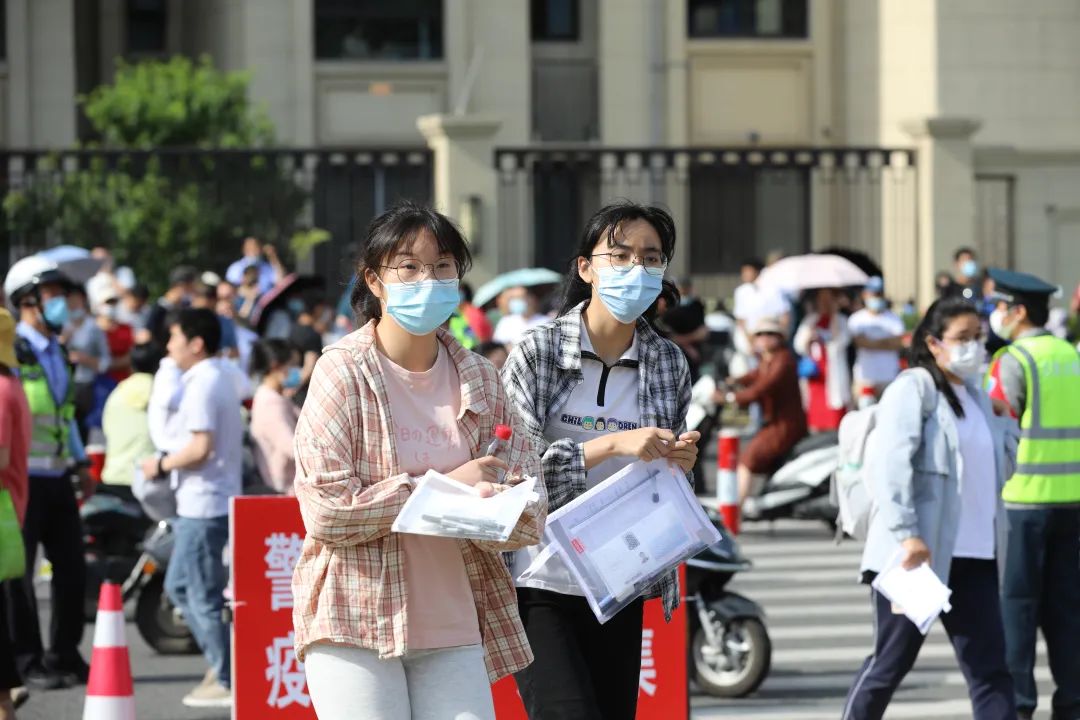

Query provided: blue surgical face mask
[961,259,978,278]
[381,279,461,336]
[866,297,886,313]
[283,366,302,390]
[594,265,663,325]
[508,298,529,316]
[287,298,306,316]
[44,296,70,328]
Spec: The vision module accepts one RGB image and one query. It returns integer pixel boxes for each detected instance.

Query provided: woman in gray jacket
[843,297,1019,720]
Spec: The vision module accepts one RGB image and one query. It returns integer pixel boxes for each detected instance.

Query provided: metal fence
[496,146,919,302]
[0,147,432,294]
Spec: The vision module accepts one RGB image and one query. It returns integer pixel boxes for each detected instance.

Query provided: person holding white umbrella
[757,254,865,433]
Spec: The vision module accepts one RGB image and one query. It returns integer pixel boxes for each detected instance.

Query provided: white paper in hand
[872,555,952,635]
[392,470,538,542]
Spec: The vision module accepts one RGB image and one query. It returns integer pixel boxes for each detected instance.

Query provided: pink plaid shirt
[291,322,546,682]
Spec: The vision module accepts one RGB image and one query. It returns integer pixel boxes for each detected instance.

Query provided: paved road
[691,520,1054,719]
[17,520,1055,720]
[17,594,228,720]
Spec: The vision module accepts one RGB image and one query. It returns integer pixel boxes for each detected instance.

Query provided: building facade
[3,0,1079,304]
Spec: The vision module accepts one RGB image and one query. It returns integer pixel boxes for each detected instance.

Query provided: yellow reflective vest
[17,338,76,475]
[992,334,1080,504]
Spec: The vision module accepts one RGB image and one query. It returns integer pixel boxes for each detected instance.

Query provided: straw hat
[0,308,18,368]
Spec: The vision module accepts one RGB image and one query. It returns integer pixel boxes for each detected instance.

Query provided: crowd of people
[0,201,1077,719]
[723,249,1080,720]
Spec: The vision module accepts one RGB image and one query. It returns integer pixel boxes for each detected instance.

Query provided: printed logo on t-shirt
[560,413,638,433]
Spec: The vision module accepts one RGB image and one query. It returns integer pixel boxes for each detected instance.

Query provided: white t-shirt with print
[514,319,642,595]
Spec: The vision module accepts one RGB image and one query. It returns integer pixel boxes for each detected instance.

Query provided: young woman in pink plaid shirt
[292,203,546,720]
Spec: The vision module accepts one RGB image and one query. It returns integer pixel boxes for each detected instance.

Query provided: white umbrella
[757,254,869,293]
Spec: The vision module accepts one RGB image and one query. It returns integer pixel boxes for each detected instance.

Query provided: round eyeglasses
[591,249,668,277]
[380,259,461,285]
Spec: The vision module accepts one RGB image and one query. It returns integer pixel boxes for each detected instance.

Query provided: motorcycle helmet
[4,254,73,306]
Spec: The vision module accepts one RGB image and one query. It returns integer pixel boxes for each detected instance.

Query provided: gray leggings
[304,643,495,720]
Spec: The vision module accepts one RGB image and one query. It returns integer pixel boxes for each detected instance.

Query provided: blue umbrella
[472,268,563,308]
[36,245,103,284]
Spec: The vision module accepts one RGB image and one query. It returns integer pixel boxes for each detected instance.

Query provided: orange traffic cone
[83,582,135,720]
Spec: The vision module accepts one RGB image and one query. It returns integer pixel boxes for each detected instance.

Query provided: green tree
[4,55,322,295]
[82,56,274,148]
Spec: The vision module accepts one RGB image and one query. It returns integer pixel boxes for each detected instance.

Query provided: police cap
[987,268,1058,306]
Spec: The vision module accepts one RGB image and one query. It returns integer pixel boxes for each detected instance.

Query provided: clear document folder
[518,459,721,623]
[392,470,539,543]
[872,553,953,635]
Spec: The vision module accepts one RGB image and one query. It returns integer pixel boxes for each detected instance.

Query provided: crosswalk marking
[766,602,869,619]
[691,521,1054,720]
[693,695,1055,720]
[755,666,1053,693]
[736,567,867,584]
[773,639,1048,665]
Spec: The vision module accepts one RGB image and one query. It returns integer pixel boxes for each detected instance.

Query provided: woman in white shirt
[843,297,1018,720]
[503,202,698,719]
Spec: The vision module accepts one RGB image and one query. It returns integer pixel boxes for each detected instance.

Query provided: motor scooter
[687,508,771,698]
[81,491,198,654]
[688,375,839,528]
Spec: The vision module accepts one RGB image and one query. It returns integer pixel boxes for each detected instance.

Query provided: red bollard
[716,430,740,534]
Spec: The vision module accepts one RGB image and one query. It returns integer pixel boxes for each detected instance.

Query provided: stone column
[417,114,503,282]
[902,117,981,308]
[598,0,651,144]
[6,0,78,146]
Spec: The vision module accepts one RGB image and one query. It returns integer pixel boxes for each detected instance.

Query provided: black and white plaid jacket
[502,301,693,619]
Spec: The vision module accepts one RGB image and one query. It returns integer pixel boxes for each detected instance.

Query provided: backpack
[830,368,937,541]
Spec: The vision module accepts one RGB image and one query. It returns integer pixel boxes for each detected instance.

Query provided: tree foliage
[82,56,274,148]
[4,56,317,295]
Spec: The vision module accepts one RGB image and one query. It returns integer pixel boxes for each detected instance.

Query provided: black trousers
[1002,507,1080,717]
[843,558,1015,720]
[514,588,644,720]
[0,587,18,691]
[3,475,86,674]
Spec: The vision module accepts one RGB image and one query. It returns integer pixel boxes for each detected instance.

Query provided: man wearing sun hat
[983,267,1080,720]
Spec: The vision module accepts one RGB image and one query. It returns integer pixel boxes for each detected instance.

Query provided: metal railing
[495,145,918,302]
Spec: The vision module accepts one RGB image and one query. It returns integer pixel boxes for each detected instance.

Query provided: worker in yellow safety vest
[984,267,1080,720]
[2,255,94,692]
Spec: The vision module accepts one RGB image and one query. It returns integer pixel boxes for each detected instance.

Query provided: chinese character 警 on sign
[264,532,303,612]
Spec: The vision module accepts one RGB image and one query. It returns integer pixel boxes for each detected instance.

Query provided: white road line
[692,695,1053,720]
[749,666,1054,693]
[735,568,864,584]
[749,554,866,569]
[735,542,855,558]
[774,640,1047,665]
[732,584,868,602]
[765,603,870,619]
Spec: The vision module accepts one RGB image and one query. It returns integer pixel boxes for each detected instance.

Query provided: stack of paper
[872,557,952,635]
[392,471,538,543]
[518,459,721,623]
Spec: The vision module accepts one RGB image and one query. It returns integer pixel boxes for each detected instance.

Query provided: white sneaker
[182,681,233,708]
